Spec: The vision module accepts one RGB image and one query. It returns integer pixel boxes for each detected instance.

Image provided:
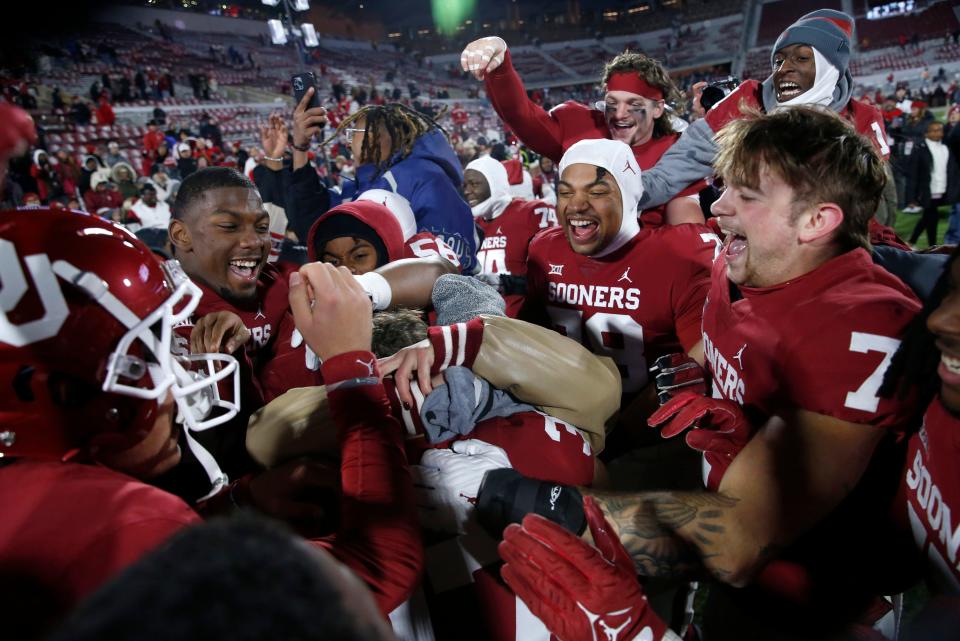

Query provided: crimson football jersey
[702,247,919,428]
[705,79,891,160]
[385,318,595,641]
[903,396,960,594]
[0,460,199,635]
[176,262,320,404]
[483,50,703,229]
[476,199,556,317]
[526,224,718,394]
[698,247,922,637]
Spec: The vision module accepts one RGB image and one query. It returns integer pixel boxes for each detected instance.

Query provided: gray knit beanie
[772,9,854,75]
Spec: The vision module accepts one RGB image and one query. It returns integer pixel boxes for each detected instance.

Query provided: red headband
[606,72,664,101]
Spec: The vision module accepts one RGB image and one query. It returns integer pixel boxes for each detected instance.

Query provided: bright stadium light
[301,23,319,47]
[261,0,280,6]
[293,0,310,10]
[267,19,287,44]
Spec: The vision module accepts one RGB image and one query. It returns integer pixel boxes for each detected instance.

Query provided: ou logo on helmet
[0,239,69,347]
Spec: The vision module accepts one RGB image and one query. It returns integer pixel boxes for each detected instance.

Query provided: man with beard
[460,42,705,228]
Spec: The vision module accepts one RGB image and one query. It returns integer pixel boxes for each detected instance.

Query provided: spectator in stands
[176,142,197,180]
[134,69,147,100]
[51,87,64,111]
[104,141,128,168]
[83,171,122,219]
[111,162,140,201]
[149,168,179,203]
[69,96,91,126]
[143,120,165,158]
[622,10,891,213]
[451,102,468,136]
[53,149,80,197]
[117,74,133,102]
[128,183,171,231]
[30,150,64,204]
[907,120,960,249]
[95,96,115,127]
[89,79,102,104]
[199,113,223,149]
[79,155,103,195]
[149,141,172,175]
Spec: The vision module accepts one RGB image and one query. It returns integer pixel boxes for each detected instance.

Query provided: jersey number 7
[843,332,900,413]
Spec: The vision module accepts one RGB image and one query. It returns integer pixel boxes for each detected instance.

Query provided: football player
[169,168,460,406]
[0,208,226,636]
[638,10,891,212]
[881,247,960,601]
[0,221,424,634]
[465,155,556,317]
[460,39,704,228]
[523,138,716,418]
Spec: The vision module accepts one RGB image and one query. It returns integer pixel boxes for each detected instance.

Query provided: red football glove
[499,496,669,641]
[647,391,753,491]
[649,353,707,404]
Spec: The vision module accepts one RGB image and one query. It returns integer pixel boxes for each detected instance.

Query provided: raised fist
[460,37,508,81]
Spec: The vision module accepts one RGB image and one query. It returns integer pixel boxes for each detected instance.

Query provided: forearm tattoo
[586,490,739,579]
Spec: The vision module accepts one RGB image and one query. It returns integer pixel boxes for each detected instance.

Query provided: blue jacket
[336,129,478,272]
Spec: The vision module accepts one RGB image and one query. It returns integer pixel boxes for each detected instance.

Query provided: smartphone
[291,72,321,109]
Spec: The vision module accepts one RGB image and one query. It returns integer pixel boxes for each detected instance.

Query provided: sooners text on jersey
[526,224,717,394]
[476,199,556,317]
[904,396,960,594]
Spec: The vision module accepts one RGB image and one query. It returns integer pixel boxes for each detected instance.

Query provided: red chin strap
[605,73,664,101]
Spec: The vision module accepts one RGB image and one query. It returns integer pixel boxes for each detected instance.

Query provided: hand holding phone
[291,72,321,110]
[291,72,327,151]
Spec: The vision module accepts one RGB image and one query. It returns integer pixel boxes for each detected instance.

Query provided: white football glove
[412,439,512,535]
[290,328,321,371]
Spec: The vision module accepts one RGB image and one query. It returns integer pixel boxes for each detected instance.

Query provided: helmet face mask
[1,209,237,496]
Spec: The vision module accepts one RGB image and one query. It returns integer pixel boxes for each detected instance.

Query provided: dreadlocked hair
[322,103,447,176]
[880,246,960,410]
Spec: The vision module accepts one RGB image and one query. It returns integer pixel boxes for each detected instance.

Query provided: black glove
[476,468,585,539]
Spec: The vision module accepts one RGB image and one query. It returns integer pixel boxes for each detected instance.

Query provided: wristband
[476,468,586,539]
[292,141,311,152]
[262,155,284,162]
[354,271,392,311]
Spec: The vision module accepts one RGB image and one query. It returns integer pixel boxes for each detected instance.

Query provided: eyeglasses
[344,127,366,143]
